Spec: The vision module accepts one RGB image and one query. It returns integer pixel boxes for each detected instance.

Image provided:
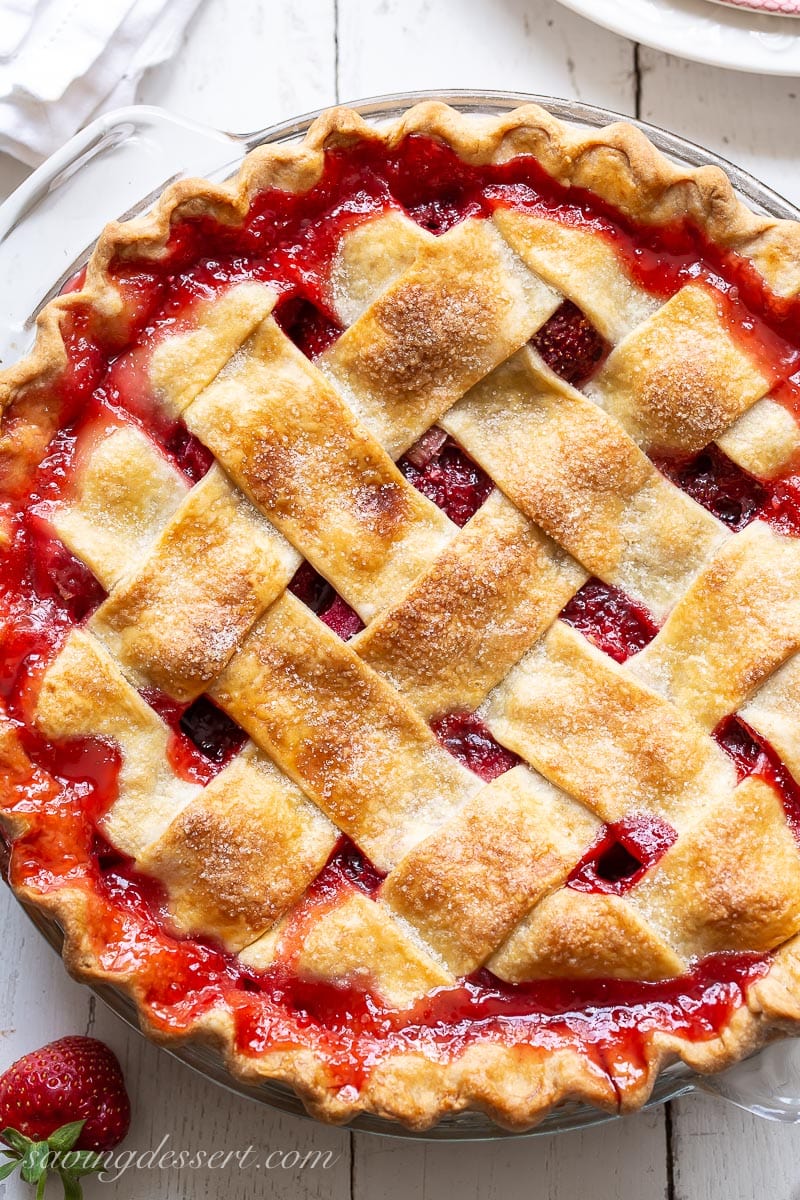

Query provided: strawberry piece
[0,1037,130,1152]
[164,423,214,484]
[403,426,448,468]
[651,442,768,531]
[274,295,343,358]
[559,578,659,663]
[319,594,365,640]
[398,436,493,527]
[288,562,364,640]
[26,521,106,625]
[531,300,609,386]
[431,712,520,782]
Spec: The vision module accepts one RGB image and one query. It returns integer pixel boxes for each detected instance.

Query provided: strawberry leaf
[0,1126,31,1155]
[20,1140,50,1184]
[61,1149,103,1176]
[47,1121,85,1152]
[0,1158,19,1181]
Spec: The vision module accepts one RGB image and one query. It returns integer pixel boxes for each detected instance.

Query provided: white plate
[555,0,800,73]
[707,0,800,18]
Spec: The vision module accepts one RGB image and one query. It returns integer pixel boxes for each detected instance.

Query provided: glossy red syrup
[1,726,120,897]
[560,578,659,663]
[237,953,769,1097]
[102,354,214,488]
[531,300,609,386]
[430,711,521,782]
[288,561,364,641]
[140,690,247,786]
[397,436,493,527]
[568,815,678,895]
[715,714,764,779]
[653,441,800,536]
[1,425,107,724]
[5,131,799,1085]
[274,295,343,359]
[715,715,800,842]
[163,425,214,485]
[314,836,385,899]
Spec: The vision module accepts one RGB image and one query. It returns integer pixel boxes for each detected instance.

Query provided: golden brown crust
[5,99,800,1134]
[630,520,800,731]
[34,630,198,858]
[489,889,686,983]
[380,765,599,976]
[137,745,337,952]
[184,316,453,621]
[89,466,299,701]
[588,285,770,453]
[354,489,586,717]
[320,217,558,456]
[630,778,800,959]
[8,99,799,439]
[442,348,728,619]
[7,855,800,1131]
[208,592,480,874]
[484,620,737,828]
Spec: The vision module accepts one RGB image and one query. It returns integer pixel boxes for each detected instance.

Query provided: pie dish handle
[0,104,245,365]
[691,1040,800,1121]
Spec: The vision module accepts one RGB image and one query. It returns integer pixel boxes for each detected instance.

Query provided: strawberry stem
[0,1121,102,1199]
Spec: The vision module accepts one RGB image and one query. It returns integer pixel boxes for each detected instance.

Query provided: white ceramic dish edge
[554,0,800,75]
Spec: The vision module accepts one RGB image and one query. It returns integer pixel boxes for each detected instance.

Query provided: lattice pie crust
[3,103,800,1130]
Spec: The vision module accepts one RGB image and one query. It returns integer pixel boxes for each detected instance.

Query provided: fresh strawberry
[0,1036,129,1151]
[0,1036,130,1198]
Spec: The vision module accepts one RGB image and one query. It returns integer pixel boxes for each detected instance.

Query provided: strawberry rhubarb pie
[4,102,800,1129]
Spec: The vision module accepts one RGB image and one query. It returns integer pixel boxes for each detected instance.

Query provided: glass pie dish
[3,89,800,1139]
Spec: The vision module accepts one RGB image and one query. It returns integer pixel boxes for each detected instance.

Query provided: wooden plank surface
[638,47,800,203]
[0,910,352,1200]
[670,1092,800,1200]
[138,0,338,130]
[3,1,800,1197]
[336,0,636,112]
[352,1110,668,1200]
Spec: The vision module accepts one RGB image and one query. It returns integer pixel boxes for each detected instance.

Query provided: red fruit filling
[568,815,678,895]
[316,837,385,899]
[26,519,106,627]
[560,578,659,663]
[398,436,493,526]
[163,423,214,484]
[274,295,343,359]
[430,711,520,782]
[140,690,246,785]
[179,696,248,765]
[653,443,768,531]
[531,300,609,386]
[385,135,490,234]
[6,130,800,1080]
[715,715,800,843]
[714,713,765,780]
[288,561,364,640]
[402,426,448,468]
[654,442,800,539]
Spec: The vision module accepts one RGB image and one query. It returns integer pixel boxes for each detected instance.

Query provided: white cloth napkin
[0,0,202,166]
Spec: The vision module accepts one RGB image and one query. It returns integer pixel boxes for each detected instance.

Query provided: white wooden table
[2,1,800,1196]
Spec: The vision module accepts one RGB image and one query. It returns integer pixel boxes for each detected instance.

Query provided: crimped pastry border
[3,101,800,1132]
